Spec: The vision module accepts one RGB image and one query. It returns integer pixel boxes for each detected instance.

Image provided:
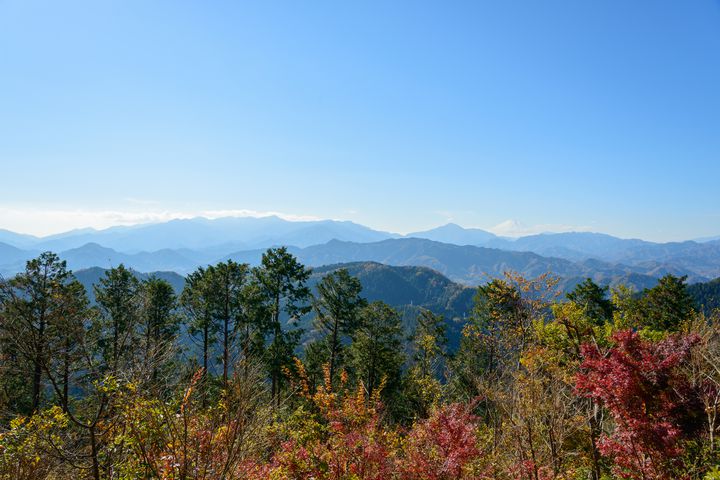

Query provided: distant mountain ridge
[1,218,719,287]
[0,216,398,253]
[224,238,692,290]
[407,223,496,245]
[485,232,652,260]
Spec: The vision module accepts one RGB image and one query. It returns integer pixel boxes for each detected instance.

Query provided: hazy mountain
[479,232,720,279]
[292,238,584,283]
[695,235,720,243]
[0,242,209,276]
[0,242,38,276]
[11,216,397,253]
[59,243,199,274]
[0,229,39,249]
[613,240,720,279]
[486,232,652,260]
[224,238,677,290]
[0,241,36,264]
[407,223,497,245]
[3,237,683,291]
[2,219,719,286]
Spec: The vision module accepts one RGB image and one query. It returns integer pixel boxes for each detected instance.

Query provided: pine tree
[93,265,142,374]
[638,274,695,332]
[180,267,218,378]
[348,301,405,401]
[566,278,613,326]
[254,247,311,405]
[205,261,252,386]
[140,276,179,385]
[308,268,366,388]
[0,252,83,412]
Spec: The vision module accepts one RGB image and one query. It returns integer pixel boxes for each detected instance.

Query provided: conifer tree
[0,252,84,412]
[348,301,405,401]
[566,277,613,326]
[140,276,179,384]
[638,274,695,332]
[308,268,366,388]
[180,267,218,377]
[93,264,142,374]
[254,247,311,404]
[205,261,252,386]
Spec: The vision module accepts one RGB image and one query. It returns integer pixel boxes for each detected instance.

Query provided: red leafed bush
[267,364,399,480]
[576,330,703,480]
[400,402,484,480]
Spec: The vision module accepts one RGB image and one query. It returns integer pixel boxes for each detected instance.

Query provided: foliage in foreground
[1,251,720,479]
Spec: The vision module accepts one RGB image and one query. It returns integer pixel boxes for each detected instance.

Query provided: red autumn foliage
[258,361,486,479]
[263,363,398,479]
[400,402,483,480]
[576,329,703,480]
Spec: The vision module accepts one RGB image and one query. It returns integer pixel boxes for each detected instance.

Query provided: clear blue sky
[1,0,719,241]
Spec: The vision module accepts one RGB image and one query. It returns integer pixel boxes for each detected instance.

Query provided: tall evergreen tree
[348,301,405,401]
[566,278,613,326]
[236,279,270,380]
[140,276,179,384]
[47,279,90,410]
[205,261,252,386]
[0,252,82,412]
[254,247,311,405]
[181,267,218,377]
[93,264,142,373]
[637,274,695,332]
[309,268,366,388]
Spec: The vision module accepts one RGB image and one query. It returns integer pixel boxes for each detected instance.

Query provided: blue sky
[1,0,719,240]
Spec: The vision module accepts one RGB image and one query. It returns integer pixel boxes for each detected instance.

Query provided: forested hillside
[2,249,720,479]
[689,276,720,314]
[69,262,720,350]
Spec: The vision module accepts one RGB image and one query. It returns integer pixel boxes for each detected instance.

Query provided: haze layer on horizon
[2,1,719,242]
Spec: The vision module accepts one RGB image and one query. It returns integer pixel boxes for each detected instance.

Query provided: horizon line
[0,212,709,244]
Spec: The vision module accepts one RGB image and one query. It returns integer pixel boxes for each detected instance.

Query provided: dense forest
[1,248,720,480]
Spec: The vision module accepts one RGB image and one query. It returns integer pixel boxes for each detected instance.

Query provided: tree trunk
[328,317,340,388]
[89,425,101,480]
[589,401,603,480]
[62,337,70,410]
[223,316,229,386]
[222,281,230,386]
[113,317,119,368]
[243,324,251,380]
[32,356,42,411]
[32,315,46,411]
[272,291,281,406]
[202,323,209,374]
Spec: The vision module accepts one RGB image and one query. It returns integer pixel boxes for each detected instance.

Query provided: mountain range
[1,217,719,291]
[0,217,397,253]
